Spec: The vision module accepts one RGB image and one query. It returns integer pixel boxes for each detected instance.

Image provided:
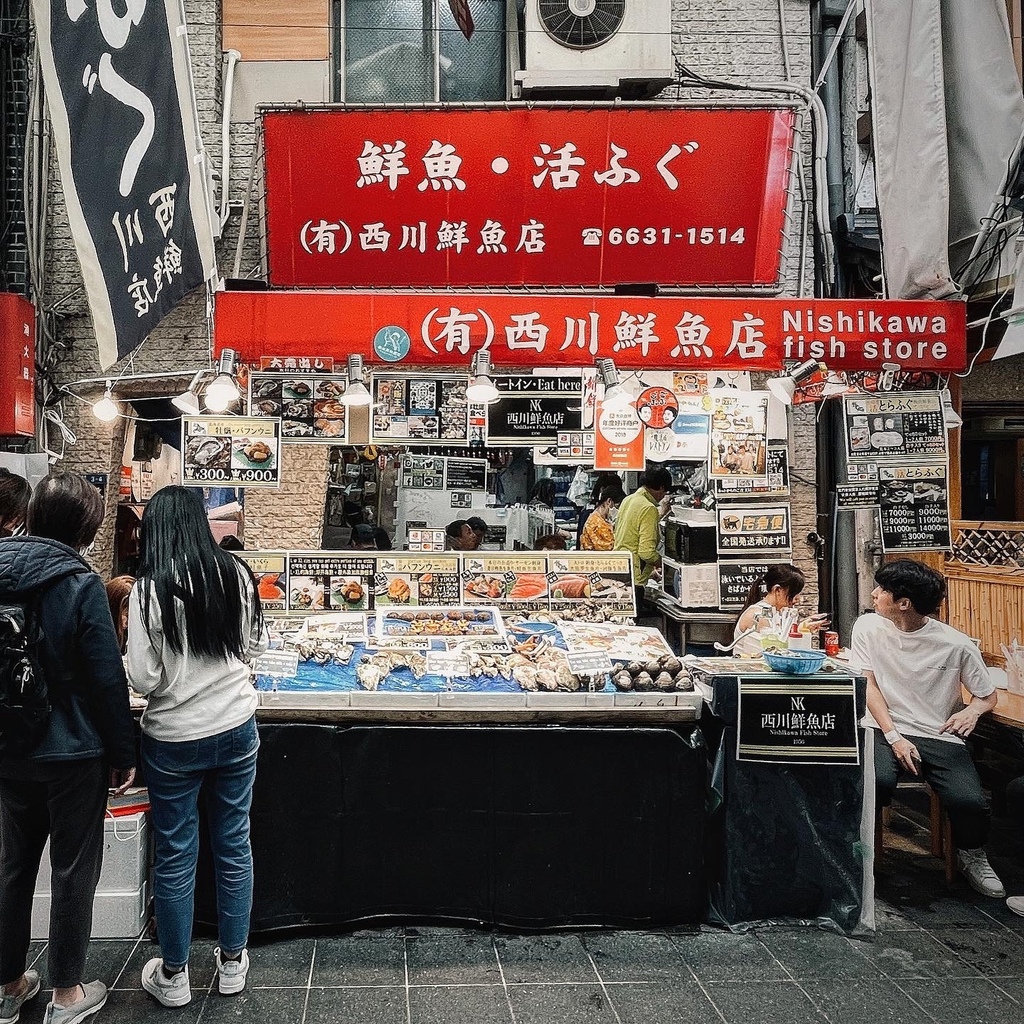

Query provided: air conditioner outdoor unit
[515,0,674,98]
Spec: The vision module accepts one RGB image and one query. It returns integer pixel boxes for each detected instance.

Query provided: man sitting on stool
[850,559,1004,898]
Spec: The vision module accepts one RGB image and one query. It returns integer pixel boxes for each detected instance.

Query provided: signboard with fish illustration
[248,373,349,442]
[548,553,635,616]
[462,551,635,616]
[462,554,550,614]
[181,416,281,488]
[373,554,462,607]
[239,551,288,611]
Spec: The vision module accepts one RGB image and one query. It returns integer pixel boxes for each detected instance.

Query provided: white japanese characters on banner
[264,108,797,290]
[32,0,216,367]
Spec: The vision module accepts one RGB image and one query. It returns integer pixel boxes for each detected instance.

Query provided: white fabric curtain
[866,0,1024,301]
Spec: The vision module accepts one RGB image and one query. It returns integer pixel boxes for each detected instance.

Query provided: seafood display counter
[692,658,874,935]
[186,553,716,933]
[253,608,704,723]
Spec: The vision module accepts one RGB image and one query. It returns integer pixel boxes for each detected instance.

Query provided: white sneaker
[1008,895,1024,917]
[214,948,249,995]
[956,848,1006,898]
[141,959,191,1007]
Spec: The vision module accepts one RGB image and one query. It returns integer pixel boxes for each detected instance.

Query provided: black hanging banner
[32,0,216,367]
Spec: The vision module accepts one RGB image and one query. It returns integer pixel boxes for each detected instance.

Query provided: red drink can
[824,631,840,657]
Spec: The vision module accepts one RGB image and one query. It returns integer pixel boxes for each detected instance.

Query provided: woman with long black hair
[126,486,267,1007]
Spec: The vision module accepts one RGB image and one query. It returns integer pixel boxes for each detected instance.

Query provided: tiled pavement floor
[13,802,1024,1024]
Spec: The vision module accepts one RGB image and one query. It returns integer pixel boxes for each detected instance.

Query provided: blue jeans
[142,716,259,968]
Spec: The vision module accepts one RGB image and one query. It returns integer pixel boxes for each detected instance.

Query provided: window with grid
[335,0,509,102]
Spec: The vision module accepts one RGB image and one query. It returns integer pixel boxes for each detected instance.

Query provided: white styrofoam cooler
[32,883,149,940]
[32,811,151,939]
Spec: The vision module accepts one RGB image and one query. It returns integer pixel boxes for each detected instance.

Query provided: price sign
[181,417,281,489]
[566,651,613,676]
[253,650,300,679]
[426,651,471,679]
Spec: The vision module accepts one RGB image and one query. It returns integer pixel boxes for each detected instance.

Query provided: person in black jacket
[0,473,136,1024]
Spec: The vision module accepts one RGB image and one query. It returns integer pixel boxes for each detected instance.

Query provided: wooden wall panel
[223,0,330,61]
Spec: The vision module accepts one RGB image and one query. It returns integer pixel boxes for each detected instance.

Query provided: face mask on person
[607,505,619,524]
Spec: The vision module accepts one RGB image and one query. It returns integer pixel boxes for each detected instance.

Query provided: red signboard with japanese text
[262,106,797,289]
[214,292,968,373]
[0,293,35,436]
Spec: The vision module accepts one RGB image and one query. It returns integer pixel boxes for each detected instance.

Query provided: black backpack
[0,570,86,757]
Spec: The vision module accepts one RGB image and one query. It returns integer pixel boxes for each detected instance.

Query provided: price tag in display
[566,651,613,676]
[426,651,471,679]
[253,650,300,679]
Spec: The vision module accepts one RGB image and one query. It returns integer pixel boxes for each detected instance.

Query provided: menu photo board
[718,561,773,610]
[462,553,550,613]
[371,374,469,444]
[239,551,289,612]
[486,375,584,446]
[248,372,348,441]
[548,552,635,616]
[843,393,947,462]
[287,551,377,613]
[373,554,461,607]
[181,417,281,489]
[716,445,789,497]
[717,504,792,555]
[878,464,951,553]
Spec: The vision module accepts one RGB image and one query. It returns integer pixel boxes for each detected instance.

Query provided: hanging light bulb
[92,381,120,422]
[340,354,372,407]
[595,358,632,410]
[172,370,204,416]
[466,350,500,404]
[204,348,241,412]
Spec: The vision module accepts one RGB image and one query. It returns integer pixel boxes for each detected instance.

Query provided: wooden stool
[876,784,956,884]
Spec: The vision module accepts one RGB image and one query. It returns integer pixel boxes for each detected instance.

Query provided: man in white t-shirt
[849,559,1004,898]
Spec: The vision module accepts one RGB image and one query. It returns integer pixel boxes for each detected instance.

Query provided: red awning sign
[214,292,968,372]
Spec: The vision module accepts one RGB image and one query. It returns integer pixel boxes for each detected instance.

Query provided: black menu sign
[836,484,881,509]
[737,678,860,765]
[445,458,487,492]
[843,394,947,462]
[718,561,773,610]
[486,375,583,446]
[878,464,951,552]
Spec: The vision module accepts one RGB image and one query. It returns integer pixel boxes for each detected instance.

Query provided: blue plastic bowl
[763,649,827,675]
[508,622,558,640]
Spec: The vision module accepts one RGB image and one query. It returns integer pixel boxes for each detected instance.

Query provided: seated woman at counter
[579,483,625,551]
[732,564,828,656]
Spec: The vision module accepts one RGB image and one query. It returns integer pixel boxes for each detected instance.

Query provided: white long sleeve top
[126,571,268,743]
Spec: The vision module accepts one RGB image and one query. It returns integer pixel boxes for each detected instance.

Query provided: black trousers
[0,758,107,989]
[873,733,991,850]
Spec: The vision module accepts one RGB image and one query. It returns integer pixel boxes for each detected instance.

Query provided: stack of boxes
[33,810,151,939]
